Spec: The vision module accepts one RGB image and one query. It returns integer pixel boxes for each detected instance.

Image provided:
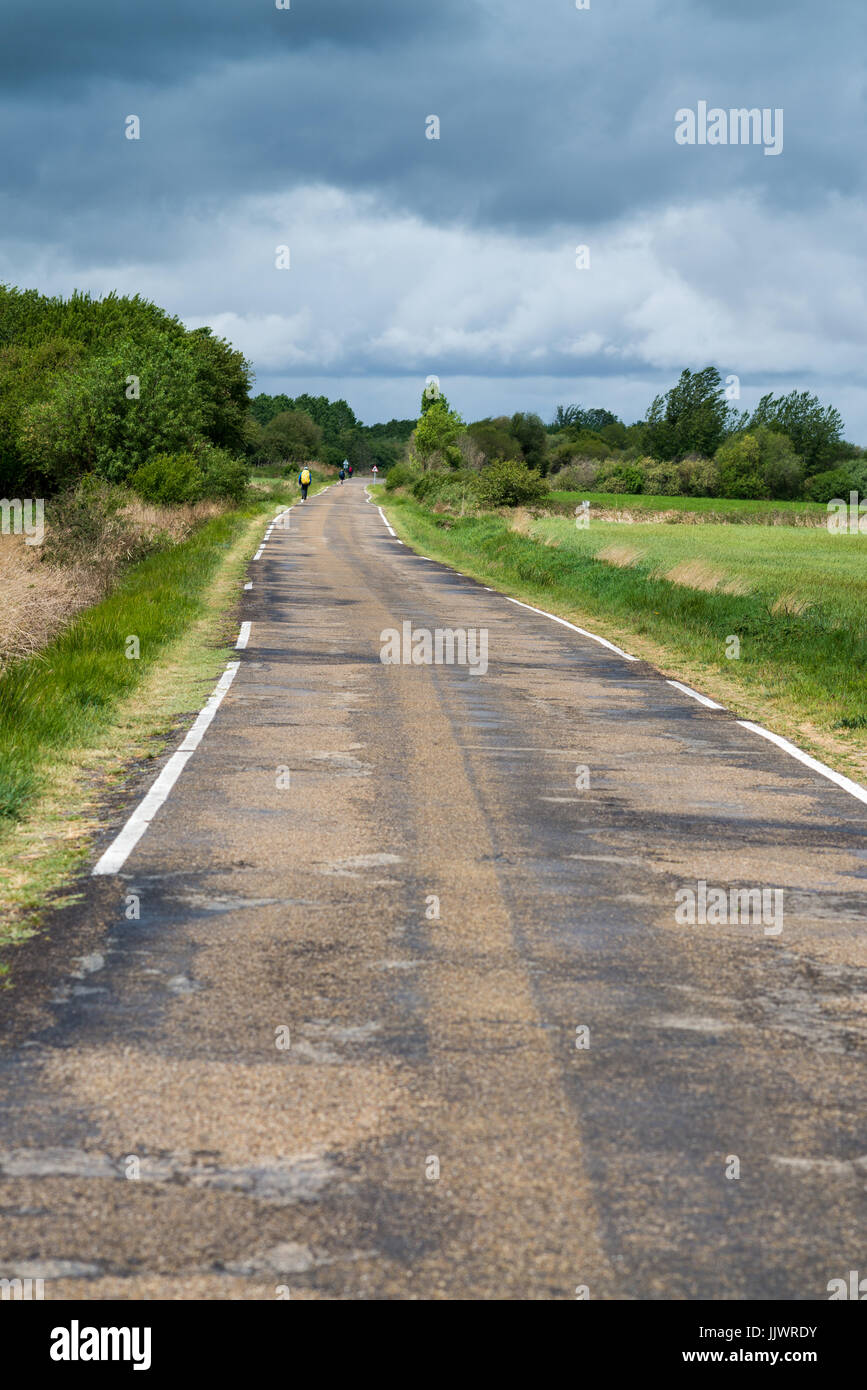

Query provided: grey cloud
[0,0,470,91]
[2,0,866,435]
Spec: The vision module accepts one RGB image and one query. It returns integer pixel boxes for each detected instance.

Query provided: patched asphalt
[0,481,865,1300]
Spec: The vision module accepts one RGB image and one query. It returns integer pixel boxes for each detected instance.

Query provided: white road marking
[503,596,638,662]
[92,661,241,876]
[253,548,264,561]
[236,621,252,650]
[244,582,253,591]
[666,679,726,710]
[737,720,867,806]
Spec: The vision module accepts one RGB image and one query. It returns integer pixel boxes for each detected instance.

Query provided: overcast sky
[2,0,865,434]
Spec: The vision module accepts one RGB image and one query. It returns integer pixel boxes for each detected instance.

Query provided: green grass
[0,472,323,825]
[547,490,827,522]
[0,511,248,821]
[381,495,867,772]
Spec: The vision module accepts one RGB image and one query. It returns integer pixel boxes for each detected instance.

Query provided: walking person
[338,464,346,485]
[347,462,354,479]
[298,465,311,501]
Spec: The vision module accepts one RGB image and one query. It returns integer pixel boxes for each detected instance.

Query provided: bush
[385,462,418,491]
[803,464,867,504]
[553,459,603,491]
[759,430,804,500]
[477,458,547,507]
[677,455,719,497]
[548,432,611,471]
[129,452,204,505]
[411,469,481,504]
[715,429,805,501]
[596,460,646,494]
[42,476,140,571]
[642,460,682,496]
[196,445,250,502]
[714,433,765,499]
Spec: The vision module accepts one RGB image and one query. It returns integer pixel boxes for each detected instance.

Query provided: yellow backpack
[300,468,311,486]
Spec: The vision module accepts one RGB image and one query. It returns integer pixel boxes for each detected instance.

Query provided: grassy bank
[379,491,867,784]
[0,474,320,958]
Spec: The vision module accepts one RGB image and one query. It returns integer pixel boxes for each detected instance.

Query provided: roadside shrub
[41,476,139,571]
[130,451,204,505]
[477,458,547,507]
[385,462,418,491]
[412,469,481,504]
[196,445,250,502]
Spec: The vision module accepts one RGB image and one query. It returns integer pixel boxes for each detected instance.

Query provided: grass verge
[379,491,867,786]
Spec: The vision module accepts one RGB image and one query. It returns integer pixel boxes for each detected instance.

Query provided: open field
[547,489,829,523]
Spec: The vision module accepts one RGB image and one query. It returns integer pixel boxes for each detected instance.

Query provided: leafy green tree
[261,410,322,464]
[16,335,206,487]
[749,390,843,470]
[0,284,253,493]
[644,367,738,461]
[510,412,548,472]
[714,433,765,498]
[467,417,517,464]
[551,404,620,433]
[413,398,464,470]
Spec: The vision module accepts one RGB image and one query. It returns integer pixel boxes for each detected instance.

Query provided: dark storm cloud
[1,0,863,257]
[0,0,469,90]
[2,0,866,434]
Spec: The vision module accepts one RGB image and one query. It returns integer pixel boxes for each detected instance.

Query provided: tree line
[246,392,414,473]
[398,369,863,504]
[0,284,251,499]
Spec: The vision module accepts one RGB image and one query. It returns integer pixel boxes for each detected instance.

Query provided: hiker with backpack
[338,465,346,484]
[347,462,354,479]
[298,465,311,500]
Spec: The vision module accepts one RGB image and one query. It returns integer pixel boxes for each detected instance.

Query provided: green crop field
[547,490,828,522]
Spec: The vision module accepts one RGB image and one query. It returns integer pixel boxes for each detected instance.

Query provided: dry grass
[0,499,226,670]
[119,498,224,543]
[0,535,100,666]
[772,592,812,616]
[596,543,643,568]
[662,559,750,595]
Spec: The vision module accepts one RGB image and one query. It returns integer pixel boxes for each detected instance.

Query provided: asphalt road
[1,481,865,1300]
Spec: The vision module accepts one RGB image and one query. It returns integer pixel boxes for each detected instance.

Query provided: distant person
[338,465,346,484]
[347,462,354,478]
[298,465,311,501]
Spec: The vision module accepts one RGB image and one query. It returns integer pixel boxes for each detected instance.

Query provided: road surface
[1,482,865,1300]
